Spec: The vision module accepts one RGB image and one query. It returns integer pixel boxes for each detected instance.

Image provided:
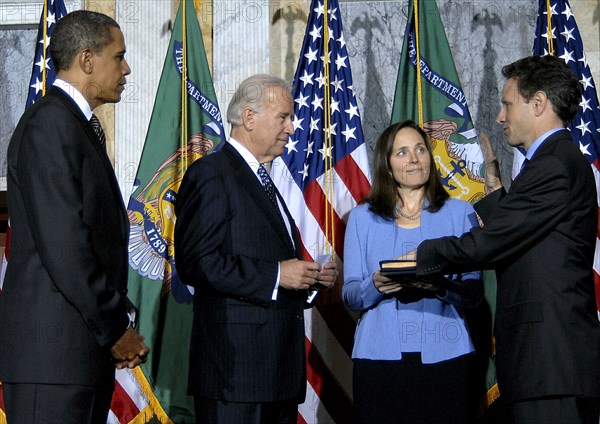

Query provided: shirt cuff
[272,263,281,301]
[127,308,137,329]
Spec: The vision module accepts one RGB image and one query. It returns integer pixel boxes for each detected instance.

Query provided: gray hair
[226,74,292,126]
[50,10,120,72]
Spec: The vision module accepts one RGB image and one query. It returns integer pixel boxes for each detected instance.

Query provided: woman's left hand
[373,271,403,294]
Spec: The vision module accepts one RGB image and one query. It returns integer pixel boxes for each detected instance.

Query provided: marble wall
[0,0,81,190]
[0,28,36,184]
[270,0,597,181]
[114,0,173,197]
[209,0,599,183]
[334,0,598,181]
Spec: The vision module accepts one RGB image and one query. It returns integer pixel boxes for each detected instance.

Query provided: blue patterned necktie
[257,165,295,252]
[89,114,106,150]
[257,165,280,211]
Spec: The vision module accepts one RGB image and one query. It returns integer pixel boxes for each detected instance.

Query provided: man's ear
[241,107,255,131]
[79,49,94,74]
[531,90,549,117]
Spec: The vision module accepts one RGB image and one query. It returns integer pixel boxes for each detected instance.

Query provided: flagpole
[323,0,335,259]
[181,0,189,170]
[545,0,554,56]
[413,0,424,128]
[42,0,48,96]
[124,0,225,417]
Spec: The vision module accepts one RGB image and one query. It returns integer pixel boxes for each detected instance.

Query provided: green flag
[391,0,498,414]
[126,0,225,421]
[391,0,485,203]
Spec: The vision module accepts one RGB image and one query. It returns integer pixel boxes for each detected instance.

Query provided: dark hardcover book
[378,260,417,277]
[379,260,449,293]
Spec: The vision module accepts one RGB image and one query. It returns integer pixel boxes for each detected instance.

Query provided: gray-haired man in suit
[175,74,338,424]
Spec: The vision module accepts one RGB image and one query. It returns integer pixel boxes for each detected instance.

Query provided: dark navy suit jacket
[175,142,307,402]
[417,130,600,403]
[0,87,130,388]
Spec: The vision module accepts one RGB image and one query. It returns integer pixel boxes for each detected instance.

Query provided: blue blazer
[175,142,307,403]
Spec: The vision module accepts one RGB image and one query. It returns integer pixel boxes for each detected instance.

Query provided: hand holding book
[378,259,447,294]
[372,264,404,294]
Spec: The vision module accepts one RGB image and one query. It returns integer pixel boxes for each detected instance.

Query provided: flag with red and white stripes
[107,369,172,424]
[515,0,600,311]
[271,0,371,421]
[108,370,150,423]
[24,0,67,108]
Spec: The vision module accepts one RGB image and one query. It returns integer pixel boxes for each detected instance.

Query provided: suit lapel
[222,143,297,256]
[50,88,129,239]
[273,186,301,258]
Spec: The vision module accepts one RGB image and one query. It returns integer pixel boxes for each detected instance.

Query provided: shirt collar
[227,137,262,178]
[53,78,93,120]
[525,127,563,160]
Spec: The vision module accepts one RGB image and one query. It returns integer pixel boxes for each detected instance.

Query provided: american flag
[521,0,600,311]
[25,0,67,108]
[271,0,371,421]
[107,368,169,424]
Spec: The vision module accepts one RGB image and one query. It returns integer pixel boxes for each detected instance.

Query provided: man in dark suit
[0,10,149,424]
[174,74,338,424]
[415,55,600,423]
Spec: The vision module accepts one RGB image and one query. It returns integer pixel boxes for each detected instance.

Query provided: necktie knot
[90,114,106,150]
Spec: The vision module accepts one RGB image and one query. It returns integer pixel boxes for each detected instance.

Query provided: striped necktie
[89,114,106,150]
[257,164,295,252]
[257,165,280,210]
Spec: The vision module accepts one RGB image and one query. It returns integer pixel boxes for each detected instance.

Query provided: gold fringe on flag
[128,368,173,424]
[0,382,6,424]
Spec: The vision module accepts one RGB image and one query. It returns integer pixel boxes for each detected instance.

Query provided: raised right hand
[479,133,502,192]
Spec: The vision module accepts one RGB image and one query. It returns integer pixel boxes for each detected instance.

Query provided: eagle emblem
[127,134,214,302]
